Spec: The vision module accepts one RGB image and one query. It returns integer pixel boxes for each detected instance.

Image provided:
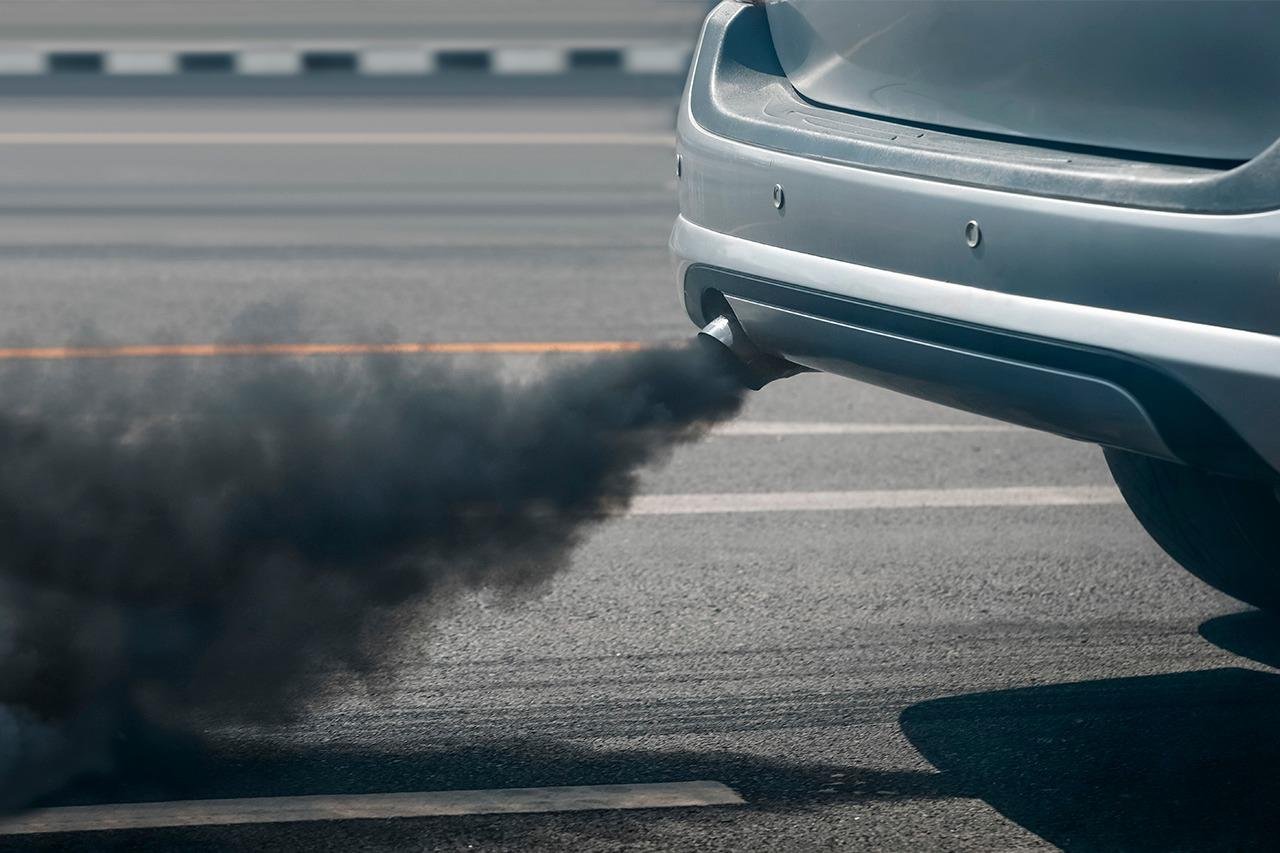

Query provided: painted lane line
[0,132,674,146]
[493,47,568,75]
[0,45,691,79]
[0,781,743,836]
[358,49,434,76]
[0,51,42,75]
[104,51,178,75]
[711,421,1019,437]
[627,486,1123,515]
[0,341,652,360]
[0,342,1041,437]
[237,50,303,75]
[624,45,693,74]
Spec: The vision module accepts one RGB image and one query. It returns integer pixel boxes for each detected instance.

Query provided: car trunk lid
[765,0,1280,163]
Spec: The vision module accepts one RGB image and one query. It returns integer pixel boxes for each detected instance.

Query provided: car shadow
[900,612,1280,852]
[1198,608,1280,670]
[19,611,1280,850]
[12,732,958,851]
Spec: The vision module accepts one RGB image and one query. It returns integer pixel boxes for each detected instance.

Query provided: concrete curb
[0,43,692,76]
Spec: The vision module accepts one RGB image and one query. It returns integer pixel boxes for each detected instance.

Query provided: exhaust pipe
[697,312,810,390]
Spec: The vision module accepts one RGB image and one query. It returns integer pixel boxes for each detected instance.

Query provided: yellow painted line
[0,341,654,360]
[0,132,674,146]
[0,781,744,835]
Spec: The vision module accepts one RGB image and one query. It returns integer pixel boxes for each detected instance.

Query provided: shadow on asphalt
[1199,608,1280,670]
[14,735,957,851]
[900,610,1280,852]
[19,610,1280,850]
[37,736,953,808]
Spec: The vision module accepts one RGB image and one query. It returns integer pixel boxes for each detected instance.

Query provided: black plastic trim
[684,264,1278,482]
[690,3,1280,214]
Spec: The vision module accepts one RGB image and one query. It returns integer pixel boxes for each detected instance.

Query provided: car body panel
[673,220,1280,478]
[679,4,1280,336]
[674,2,1280,479]
[766,0,1280,162]
[678,105,1280,337]
[690,2,1280,216]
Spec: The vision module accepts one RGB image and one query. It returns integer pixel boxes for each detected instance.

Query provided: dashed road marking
[0,44,692,79]
[0,781,744,835]
[627,486,1123,515]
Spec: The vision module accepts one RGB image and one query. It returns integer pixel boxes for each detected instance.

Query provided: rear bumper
[674,3,1280,480]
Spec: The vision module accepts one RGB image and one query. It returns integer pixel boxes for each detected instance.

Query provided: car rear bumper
[673,6,1280,479]
[674,220,1280,480]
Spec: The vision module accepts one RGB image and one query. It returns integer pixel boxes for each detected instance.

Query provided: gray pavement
[0,1,712,44]
[2,97,1278,851]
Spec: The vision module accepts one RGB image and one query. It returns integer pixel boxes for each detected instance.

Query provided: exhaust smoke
[0,336,754,808]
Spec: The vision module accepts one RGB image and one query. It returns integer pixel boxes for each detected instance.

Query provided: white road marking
[236,50,303,75]
[494,47,568,75]
[627,485,1123,515]
[0,51,43,75]
[359,49,434,76]
[711,421,1020,437]
[624,45,692,74]
[105,51,177,75]
[0,781,743,836]
[0,132,674,146]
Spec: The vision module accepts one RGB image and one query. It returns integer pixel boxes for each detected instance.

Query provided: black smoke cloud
[0,337,748,808]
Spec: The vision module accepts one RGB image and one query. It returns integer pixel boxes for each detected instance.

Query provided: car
[676,0,1280,610]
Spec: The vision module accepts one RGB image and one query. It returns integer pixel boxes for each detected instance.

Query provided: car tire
[1104,448,1280,611]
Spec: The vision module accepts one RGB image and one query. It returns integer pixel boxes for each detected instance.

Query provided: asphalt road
[0,0,711,43]
[3,97,1279,852]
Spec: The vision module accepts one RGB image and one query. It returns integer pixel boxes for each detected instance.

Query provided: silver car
[677,1,1280,609]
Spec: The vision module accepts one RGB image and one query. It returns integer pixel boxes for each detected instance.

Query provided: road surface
[0,0,712,43]
[1,96,1277,852]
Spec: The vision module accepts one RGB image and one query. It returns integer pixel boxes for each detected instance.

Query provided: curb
[0,43,692,76]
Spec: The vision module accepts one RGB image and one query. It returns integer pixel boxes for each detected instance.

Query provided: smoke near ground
[0,338,749,809]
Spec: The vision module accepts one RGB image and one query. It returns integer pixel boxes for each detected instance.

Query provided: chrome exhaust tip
[697,312,809,391]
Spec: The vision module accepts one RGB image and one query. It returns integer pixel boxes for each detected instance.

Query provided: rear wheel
[1105,448,1280,611]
